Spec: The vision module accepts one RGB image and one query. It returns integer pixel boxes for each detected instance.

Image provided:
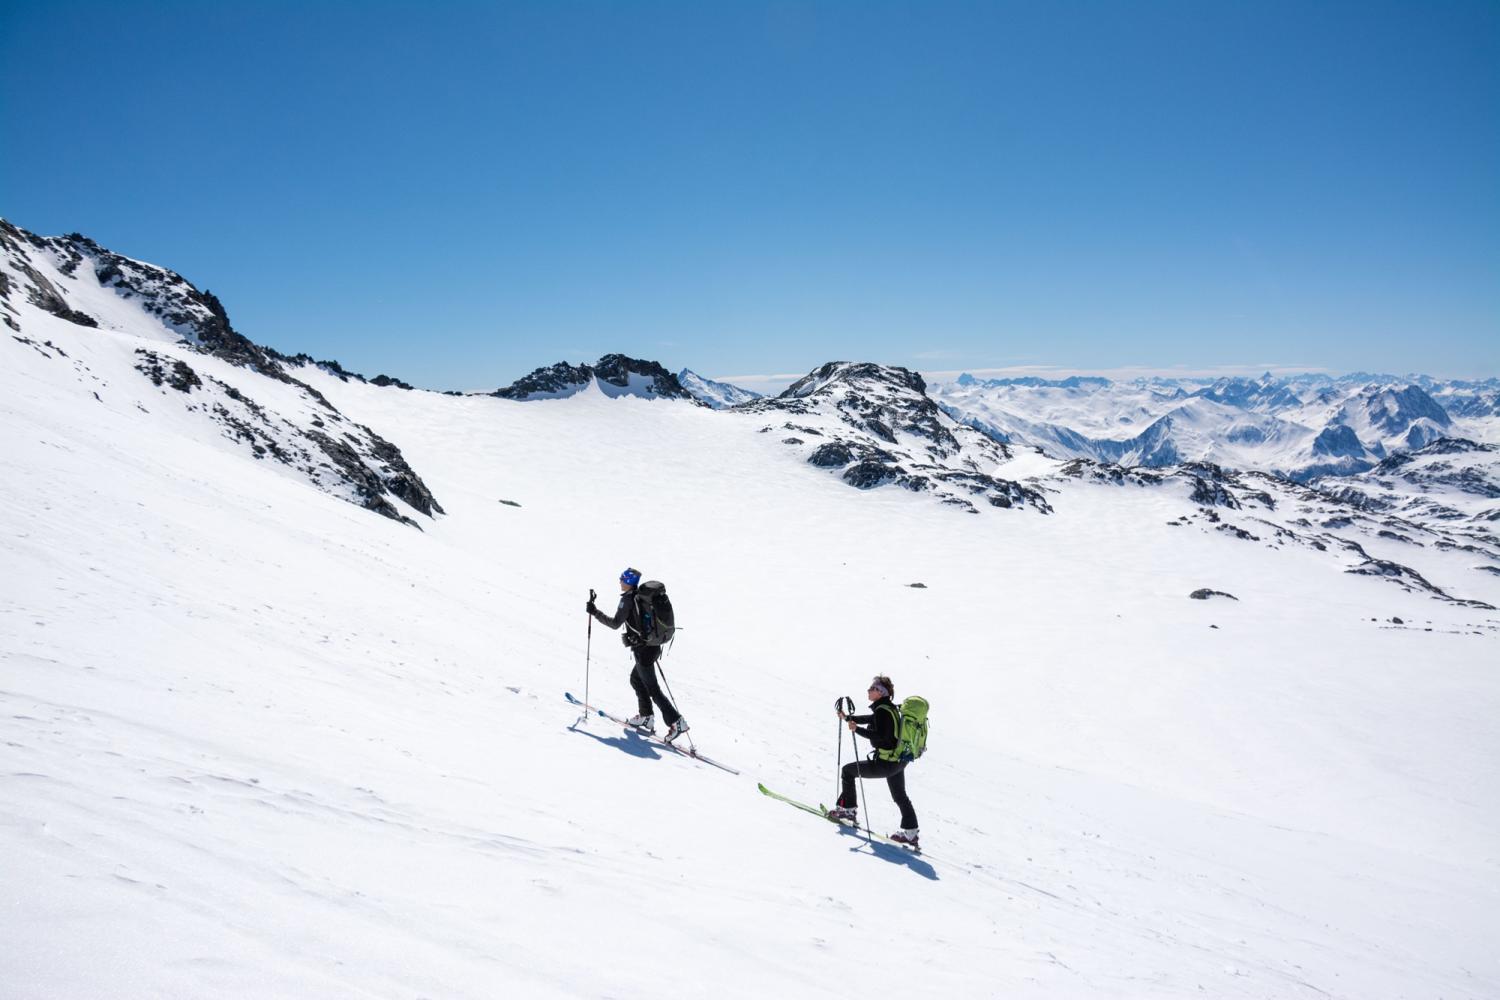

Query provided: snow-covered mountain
[740,362,1050,512]
[677,368,761,408]
[1317,438,1500,524]
[5,223,1500,999]
[933,371,1499,482]
[1,220,442,525]
[492,355,700,402]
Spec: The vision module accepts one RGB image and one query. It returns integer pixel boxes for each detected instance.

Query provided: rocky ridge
[741,362,1051,513]
[1,220,442,526]
[492,355,700,402]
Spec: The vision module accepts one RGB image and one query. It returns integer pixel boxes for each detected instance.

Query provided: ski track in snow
[3,312,1499,998]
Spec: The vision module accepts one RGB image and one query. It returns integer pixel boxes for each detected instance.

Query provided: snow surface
[4,313,1500,998]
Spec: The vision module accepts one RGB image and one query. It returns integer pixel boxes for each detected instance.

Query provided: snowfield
[4,296,1500,995]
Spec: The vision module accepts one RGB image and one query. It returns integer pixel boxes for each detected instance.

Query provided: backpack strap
[875,701,903,761]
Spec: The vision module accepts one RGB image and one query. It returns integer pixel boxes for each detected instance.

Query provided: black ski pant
[629,645,680,725]
[839,758,918,830]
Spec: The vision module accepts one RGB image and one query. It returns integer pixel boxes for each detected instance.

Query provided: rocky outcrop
[130,347,445,525]
[493,355,699,402]
[743,362,1050,513]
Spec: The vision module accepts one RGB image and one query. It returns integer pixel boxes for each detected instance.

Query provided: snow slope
[3,329,1497,999]
[3,240,1499,998]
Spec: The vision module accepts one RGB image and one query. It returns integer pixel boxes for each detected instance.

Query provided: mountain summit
[743,361,1050,513]
[492,355,699,402]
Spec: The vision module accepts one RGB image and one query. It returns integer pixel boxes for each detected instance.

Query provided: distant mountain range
[676,369,761,409]
[931,371,1500,482]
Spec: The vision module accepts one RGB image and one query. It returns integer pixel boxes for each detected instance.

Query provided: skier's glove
[585,600,597,615]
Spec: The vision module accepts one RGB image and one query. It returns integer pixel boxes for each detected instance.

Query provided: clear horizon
[3,1,1496,387]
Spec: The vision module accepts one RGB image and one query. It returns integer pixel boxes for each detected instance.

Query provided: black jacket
[849,697,900,753]
[590,589,645,641]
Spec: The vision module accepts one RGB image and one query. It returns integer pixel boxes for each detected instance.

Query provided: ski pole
[655,661,695,754]
[582,588,595,722]
[834,696,847,804]
[846,698,873,846]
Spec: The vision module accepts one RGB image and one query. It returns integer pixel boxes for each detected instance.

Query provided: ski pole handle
[588,588,596,602]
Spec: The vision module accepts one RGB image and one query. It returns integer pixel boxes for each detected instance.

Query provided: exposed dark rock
[808,441,855,468]
[1059,459,1165,487]
[1343,558,1493,608]
[1190,589,1238,601]
[306,430,418,526]
[843,460,898,489]
[365,433,444,517]
[1377,529,1420,545]
[1216,523,1260,542]
[370,374,414,390]
[1183,463,1243,509]
[907,582,927,588]
[133,349,203,392]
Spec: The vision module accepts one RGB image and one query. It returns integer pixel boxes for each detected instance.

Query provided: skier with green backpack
[827,674,927,847]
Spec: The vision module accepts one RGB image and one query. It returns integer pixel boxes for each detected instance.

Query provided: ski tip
[756,782,771,794]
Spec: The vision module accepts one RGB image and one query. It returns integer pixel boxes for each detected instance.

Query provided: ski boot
[889,828,920,850]
[826,805,858,824]
[625,713,656,735]
[664,717,690,743]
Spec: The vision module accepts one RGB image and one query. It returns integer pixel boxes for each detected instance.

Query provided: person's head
[868,675,894,701]
[619,567,642,591]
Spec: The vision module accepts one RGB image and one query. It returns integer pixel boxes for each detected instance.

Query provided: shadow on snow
[836,825,938,881]
[567,719,664,761]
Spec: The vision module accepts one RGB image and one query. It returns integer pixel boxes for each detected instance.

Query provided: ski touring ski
[756,783,923,853]
[565,692,741,775]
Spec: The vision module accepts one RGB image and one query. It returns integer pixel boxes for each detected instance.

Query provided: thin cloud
[922,363,1339,382]
[712,371,806,394]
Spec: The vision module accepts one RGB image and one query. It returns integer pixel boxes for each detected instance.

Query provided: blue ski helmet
[620,567,642,588]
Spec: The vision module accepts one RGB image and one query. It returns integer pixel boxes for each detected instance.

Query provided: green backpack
[875,696,930,763]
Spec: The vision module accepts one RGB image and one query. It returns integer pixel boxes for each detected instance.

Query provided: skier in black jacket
[586,567,688,741]
[827,675,919,846]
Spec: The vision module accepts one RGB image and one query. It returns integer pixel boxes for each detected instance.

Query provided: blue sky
[2,1,1496,389]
